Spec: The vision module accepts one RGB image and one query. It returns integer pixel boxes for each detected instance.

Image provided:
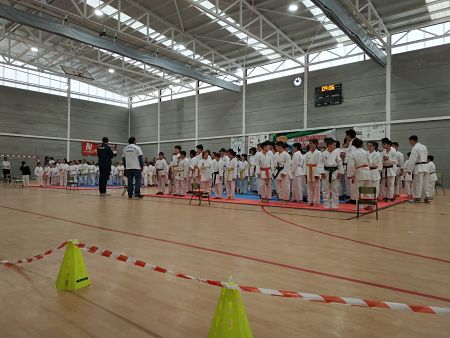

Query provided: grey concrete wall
[160,97,195,140]
[0,85,128,164]
[198,90,242,138]
[0,86,67,138]
[391,44,450,120]
[131,104,158,143]
[246,76,304,134]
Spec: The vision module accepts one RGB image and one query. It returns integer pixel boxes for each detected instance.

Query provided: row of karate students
[33,160,128,187]
[148,135,437,207]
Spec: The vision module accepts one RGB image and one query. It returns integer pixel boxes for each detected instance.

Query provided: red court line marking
[1,204,449,303]
[261,205,450,264]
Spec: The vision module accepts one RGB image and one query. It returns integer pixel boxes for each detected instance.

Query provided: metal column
[157,89,161,153]
[303,54,308,129]
[386,35,391,139]
[195,80,199,144]
[242,68,246,137]
[128,96,131,138]
[66,78,71,160]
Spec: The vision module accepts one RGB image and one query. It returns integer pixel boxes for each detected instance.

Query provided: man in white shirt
[122,137,144,199]
[2,156,11,182]
[406,135,430,203]
[392,142,405,197]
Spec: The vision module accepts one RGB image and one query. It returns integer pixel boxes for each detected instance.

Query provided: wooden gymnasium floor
[0,185,449,338]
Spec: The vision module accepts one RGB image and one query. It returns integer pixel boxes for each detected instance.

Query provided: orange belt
[307,164,317,182]
[355,164,369,169]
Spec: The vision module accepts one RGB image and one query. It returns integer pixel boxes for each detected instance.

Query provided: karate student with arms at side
[211,152,223,198]
[380,138,398,201]
[367,141,382,199]
[406,135,430,203]
[346,138,372,207]
[290,143,304,203]
[320,139,343,209]
[198,150,212,193]
[273,141,291,204]
[225,149,238,200]
[34,162,44,187]
[303,139,322,206]
[254,141,273,203]
[155,152,168,195]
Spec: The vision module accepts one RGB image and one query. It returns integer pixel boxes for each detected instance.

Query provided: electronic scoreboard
[314,83,343,107]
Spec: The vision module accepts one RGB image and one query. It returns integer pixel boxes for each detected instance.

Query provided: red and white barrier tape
[75,242,450,316]
[0,241,67,265]
[0,154,38,159]
[1,241,449,315]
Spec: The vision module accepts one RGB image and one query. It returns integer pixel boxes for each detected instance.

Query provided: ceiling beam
[0,3,241,92]
[311,0,387,66]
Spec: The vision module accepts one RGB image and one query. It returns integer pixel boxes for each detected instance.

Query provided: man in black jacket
[97,137,115,195]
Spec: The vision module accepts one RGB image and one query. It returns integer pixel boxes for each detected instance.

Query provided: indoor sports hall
[0,1,449,337]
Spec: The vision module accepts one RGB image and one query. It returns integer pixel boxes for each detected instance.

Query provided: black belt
[430,172,436,175]
[324,166,338,184]
[415,162,427,165]
[273,166,284,179]
[212,171,219,187]
[370,168,378,170]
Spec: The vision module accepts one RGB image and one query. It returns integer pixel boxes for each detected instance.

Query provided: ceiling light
[31,47,38,52]
[108,68,115,73]
[95,9,104,16]
[288,3,299,12]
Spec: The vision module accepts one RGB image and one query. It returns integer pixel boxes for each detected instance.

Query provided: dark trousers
[127,169,142,197]
[2,169,11,181]
[98,165,111,194]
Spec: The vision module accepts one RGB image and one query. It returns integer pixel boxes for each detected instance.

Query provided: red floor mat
[143,193,410,214]
[29,185,124,191]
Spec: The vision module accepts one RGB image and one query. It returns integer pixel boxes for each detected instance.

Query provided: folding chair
[66,174,79,191]
[189,183,210,206]
[435,173,446,196]
[357,186,378,220]
[11,177,24,188]
[121,184,128,197]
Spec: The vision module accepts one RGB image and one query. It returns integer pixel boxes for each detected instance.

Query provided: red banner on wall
[81,142,117,156]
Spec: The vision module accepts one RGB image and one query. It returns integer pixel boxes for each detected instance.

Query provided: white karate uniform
[394,150,405,196]
[117,165,126,186]
[43,166,51,185]
[142,165,150,186]
[303,149,322,205]
[346,142,358,200]
[174,158,188,196]
[380,148,398,199]
[290,151,304,203]
[50,167,59,185]
[87,164,96,186]
[198,158,212,193]
[428,161,437,198]
[347,148,372,198]
[368,151,383,197]
[148,165,155,186]
[320,149,344,209]
[155,159,168,193]
[34,166,44,186]
[237,160,249,194]
[225,157,238,199]
[248,155,258,192]
[273,151,292,201]
[254,151,273,200]
[406,142,430,200]
[402,159,413,196]
[211,159,223,197]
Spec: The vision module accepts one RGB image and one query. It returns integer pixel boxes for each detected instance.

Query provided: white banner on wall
[231,136,245,154]
[354,125,386,141]
[247,134,269,151]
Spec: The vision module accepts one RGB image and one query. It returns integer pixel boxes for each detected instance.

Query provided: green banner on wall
[272,129,336,149]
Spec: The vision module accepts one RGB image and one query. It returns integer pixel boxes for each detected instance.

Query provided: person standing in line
[347,138,372,206]
[427,155,437,200]
[2,156,11,182]
[34,162,44,187]
[273,141,291,204]
[392,142,405,197]
[290,143,304,203]
[344,129,357,203]
[122,137,144,199]
[367,141,382,199]
[320,139,343,209]
[380,138,398,202]
[97,137,115,196]
[155,152,168,195]
[303,139,322,206]
[19,161,31,187]
[406,135,430,203]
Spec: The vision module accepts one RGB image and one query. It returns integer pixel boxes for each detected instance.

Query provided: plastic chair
[189,183,210,206]
[66,174,79,190]
[11,177,24,188]
[435,173,446,196]
[357,186,378,220]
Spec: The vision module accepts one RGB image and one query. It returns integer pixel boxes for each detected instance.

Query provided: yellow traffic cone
[208,281,253,338]
[55,240,91,291]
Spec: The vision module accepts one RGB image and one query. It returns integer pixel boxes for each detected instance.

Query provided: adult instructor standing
[97,137,115,196]
[122,136,144,199]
